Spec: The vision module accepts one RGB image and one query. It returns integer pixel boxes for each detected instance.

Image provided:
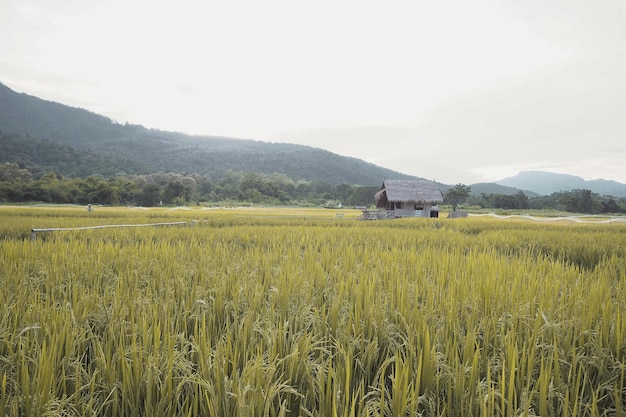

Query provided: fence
[361,209,394,220]
[31,222,187,241]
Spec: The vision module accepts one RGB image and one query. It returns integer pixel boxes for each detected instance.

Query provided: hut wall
[392,203,434,218]
[419,204,433,218]
[394,207,415,218]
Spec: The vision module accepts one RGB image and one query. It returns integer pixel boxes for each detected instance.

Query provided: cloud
[275,44,626,185]
[2,0,625,184]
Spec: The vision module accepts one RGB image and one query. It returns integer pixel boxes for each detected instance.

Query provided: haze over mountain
[2,81,625,198]
[0,82,416,186]
[497,171,626,198]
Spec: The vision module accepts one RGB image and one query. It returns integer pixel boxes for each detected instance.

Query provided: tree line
[1,162,625,213]
[0,162,378,207]
[466,189,625,214]
[433,183,624,214]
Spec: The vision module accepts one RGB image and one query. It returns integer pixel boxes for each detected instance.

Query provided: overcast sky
[1,0,625,184]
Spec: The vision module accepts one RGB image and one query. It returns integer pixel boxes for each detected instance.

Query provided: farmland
[1,206,625,416]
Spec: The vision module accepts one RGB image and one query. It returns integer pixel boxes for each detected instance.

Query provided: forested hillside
[0,132,146,177]
[0,82,415,185]
[2,82,625,212]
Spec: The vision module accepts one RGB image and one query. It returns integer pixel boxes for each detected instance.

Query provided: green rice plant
[1,207,625,416]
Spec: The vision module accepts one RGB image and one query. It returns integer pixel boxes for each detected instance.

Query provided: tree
[334,184,354,203]
[577,189,593,213]
[601,198,622,213]
[446,184,471,211]
[346,186,379,207]
[137,183,161,207]
[163,181,187,204]
[557,189,595,213]
[0,162,32,182]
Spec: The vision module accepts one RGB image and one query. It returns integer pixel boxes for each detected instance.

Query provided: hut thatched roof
[375,180,443,203]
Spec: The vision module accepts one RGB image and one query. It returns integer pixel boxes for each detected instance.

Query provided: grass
[0,206,625,416]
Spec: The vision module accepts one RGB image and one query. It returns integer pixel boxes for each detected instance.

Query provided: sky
[1,0,625,185]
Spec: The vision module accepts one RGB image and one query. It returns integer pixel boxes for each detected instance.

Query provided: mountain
[497,171,626,198]
[0,82,416,185]
[464,182,539,197]
[437,181,535,196]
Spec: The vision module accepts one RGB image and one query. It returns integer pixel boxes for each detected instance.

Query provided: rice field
[1,206,625,416]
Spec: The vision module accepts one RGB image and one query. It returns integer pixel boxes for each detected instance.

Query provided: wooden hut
[374,180,443,218]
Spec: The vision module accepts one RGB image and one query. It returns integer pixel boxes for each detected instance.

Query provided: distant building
[374,180,443,218]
